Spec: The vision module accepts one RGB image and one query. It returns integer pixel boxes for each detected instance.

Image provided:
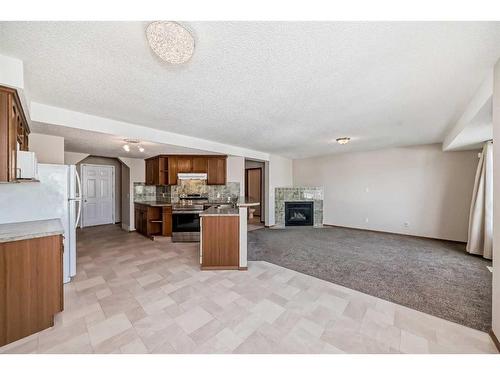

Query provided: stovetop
[173,195,209,212]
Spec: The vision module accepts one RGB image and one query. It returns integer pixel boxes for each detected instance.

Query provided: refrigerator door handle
[75,170,82,228]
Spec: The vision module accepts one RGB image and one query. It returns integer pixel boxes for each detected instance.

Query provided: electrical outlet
[404,222,409,228]
[365,218,369,223]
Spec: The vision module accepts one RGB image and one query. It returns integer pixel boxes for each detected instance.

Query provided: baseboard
[490,330,500,352]
[322,223,467,244]
[121,223,135,232]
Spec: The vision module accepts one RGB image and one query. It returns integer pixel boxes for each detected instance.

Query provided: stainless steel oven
[171,195,208,242]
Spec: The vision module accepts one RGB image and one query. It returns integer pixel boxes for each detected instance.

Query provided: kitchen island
[199,199,259,270]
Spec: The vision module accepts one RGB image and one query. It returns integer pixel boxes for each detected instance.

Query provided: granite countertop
[134,200,172,207]
[199,206,239,217]
[0,219,64,243]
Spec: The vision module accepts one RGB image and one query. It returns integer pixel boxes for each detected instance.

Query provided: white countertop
[0,219,64,243]
[236,197,261,207]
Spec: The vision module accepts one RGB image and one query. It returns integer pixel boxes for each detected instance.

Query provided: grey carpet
[248,226,492,332]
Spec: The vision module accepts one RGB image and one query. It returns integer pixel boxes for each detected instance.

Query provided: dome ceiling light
[146,21,195,64]
[336,137,351,145]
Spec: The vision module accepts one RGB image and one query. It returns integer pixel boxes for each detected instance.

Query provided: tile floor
[0,224,497,354]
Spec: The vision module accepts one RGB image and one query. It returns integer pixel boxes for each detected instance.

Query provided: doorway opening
[245,159,265,231]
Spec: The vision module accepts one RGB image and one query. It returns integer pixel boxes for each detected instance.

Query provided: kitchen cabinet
[144,155,227,186]
[177,156,192,173]
[0,234,63,347]
[167,156,178,185]
[145,156,169,185]
[135,203,172,239]
[207,157,226,185]
[201,215,239,270]
[192,156,208,173]
[0,85,30,182]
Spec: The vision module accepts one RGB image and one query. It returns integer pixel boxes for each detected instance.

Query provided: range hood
[177,173,208,180]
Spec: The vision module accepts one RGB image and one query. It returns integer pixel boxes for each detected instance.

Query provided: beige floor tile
[87,313,132,347]
[174,306,214,334]
[7,224,493,354]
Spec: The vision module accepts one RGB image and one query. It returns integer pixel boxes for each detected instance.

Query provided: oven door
[172,212,201,232]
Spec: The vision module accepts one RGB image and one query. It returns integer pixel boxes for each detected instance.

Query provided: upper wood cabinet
[0,86,30,182]
[207,157,226,185]
[177,156,192,173]
[192,156,208,173]
[144,155,227,185]
[167,156,178,185]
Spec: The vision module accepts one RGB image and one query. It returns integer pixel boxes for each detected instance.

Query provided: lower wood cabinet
[201,216,239,270]
[135,203,172,239]
[0,235,63,347]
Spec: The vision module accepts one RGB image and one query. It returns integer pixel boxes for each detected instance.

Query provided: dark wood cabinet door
[145,157,160,185]
[159,156,168,185]
[168,156,178,185]
[207,157,226,185]
[192,156,208,173]
[177,156,193,173]
[145,159,153,185]
[162,207,172,236]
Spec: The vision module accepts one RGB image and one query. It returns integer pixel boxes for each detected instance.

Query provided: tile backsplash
[134,180,239,203]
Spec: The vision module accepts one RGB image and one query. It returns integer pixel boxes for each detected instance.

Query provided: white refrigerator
[0,164,82,283]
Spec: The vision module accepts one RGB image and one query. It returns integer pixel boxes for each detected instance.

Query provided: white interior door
[82,164,114,227]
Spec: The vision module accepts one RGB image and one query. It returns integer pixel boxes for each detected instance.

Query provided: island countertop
[199,206,239,217]
[0,219,64,243]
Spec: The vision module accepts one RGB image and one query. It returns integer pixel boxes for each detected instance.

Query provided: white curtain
[466,141,493,259]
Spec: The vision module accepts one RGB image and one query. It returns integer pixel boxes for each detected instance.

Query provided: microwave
[16,150,38,180]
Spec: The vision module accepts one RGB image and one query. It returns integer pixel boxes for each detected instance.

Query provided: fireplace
[285,201,314,226]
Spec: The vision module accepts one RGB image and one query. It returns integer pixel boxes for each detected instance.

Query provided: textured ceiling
[1,21,500,159]
[31,122,219,159]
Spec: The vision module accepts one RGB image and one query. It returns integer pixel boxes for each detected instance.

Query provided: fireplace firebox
[285,201,314,226]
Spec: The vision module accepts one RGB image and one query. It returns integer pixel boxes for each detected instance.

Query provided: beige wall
[29,133,64,164]
[267,154,294,226]
[293,144,478,242]
[77,156,123,223]
[227,155,245,196]
[64,151,89,165]
[492,59,500,338]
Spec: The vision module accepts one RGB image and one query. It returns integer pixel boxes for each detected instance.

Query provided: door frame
[245,167,263,221]
[80,163,115,228]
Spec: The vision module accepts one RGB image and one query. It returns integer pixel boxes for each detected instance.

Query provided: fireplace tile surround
[275,187,324,227]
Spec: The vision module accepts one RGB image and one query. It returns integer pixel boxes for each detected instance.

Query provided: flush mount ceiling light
[336,137,351,145]
[146,21,194,64]
[123,139,144,153]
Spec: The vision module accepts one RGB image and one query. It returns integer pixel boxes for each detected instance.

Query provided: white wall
[119,157,145,231]
[293,144,477,241]
[227,155,245,196]
[492,59,500,340]
[64,151,89,165]
[29,133,64,164]
[266,154,293,226]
